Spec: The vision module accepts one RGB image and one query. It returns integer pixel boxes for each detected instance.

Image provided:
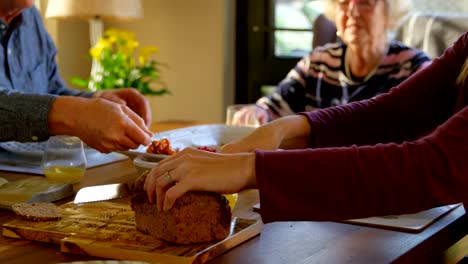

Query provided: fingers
[116,136,140,150]
[124,107,152,136]
[156,171,175,210]
[143,148,246,211]
[144,152,179,203]
[74,98,152,153]
[164,183,190,211]
[113,98,127,105]
[144,167,158,203]
[144,149,202,209]
[122,107,153,146]
[121,88,152,127]
[99,89,152,127]
[232,106,260,127]
[132,92,152,127]
[256,107,269,125]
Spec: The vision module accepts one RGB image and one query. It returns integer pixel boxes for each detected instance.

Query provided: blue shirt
[0,6,93,142]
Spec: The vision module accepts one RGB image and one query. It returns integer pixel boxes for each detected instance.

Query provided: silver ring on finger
[163,171,173,185]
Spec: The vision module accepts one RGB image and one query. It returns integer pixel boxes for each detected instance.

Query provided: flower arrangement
[72,28,169,96]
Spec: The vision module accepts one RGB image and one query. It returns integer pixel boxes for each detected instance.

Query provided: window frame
[235,0,316,103]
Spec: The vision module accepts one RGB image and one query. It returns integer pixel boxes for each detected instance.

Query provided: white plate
[133,155,161,174]
[122,124,255,158]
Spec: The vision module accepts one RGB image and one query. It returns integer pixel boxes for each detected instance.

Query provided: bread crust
[131,172,232,244]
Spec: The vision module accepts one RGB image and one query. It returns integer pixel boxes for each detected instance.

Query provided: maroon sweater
[256,32,468,223]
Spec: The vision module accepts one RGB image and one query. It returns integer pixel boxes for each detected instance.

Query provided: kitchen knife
[74,182,134,204]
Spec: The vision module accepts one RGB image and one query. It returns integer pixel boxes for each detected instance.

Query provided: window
[235,0,324,103]
[274,0,323,57]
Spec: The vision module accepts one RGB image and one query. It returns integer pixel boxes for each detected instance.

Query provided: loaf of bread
[130,172,232,244]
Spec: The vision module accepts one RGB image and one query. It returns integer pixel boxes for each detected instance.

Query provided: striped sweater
[257,41,431,120]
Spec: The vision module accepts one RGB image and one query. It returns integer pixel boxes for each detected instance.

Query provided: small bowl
[133,155,162,175]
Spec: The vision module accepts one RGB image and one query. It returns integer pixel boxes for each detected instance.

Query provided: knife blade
[74,182,133,204]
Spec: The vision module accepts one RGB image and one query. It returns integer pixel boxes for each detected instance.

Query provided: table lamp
[45,0,143,91]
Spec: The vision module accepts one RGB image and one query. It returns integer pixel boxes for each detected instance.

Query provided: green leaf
[85,29,171,96]
[70,77,89,88]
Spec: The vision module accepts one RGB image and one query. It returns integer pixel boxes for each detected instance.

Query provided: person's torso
[0,7,51,94]
[303,41,430,110]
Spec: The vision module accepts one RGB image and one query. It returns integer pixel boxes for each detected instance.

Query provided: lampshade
[45,0,143,20]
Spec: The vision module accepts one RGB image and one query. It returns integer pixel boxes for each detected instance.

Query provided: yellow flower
[75,28,169,95]
[119,39,139,56]
[139,46,160,65]
[90,38,111,59]
[105,28,135,40]
[107,35,118,44]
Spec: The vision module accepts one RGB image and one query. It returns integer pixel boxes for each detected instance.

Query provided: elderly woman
[233,0,430,125]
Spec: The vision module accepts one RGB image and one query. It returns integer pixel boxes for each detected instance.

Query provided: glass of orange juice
[41,136,87,183]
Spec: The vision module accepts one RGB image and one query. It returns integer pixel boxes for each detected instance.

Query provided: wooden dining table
[0,121,467,264]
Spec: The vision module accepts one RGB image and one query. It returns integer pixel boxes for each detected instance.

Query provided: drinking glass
[41,136,87,183]
[225,104,261,127]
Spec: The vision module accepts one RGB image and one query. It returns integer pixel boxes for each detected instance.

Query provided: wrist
[48,96,87,136]
[242,153,257,188]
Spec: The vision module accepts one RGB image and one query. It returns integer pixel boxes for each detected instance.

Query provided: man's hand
[94,88,152,126]
[48,96,153,153]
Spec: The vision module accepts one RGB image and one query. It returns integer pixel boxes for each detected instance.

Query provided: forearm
[265,115,311,149]
[257,106,468,223]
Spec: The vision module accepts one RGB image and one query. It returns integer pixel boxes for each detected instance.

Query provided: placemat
[0,147,128,175]
[253,203,461,232]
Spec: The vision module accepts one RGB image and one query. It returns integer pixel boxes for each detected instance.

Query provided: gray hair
[322,0,411,31]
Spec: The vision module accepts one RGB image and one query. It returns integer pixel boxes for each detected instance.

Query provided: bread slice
[12,202,61,221]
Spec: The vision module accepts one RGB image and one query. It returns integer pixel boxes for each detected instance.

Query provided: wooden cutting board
[0,177,74,209]
[2,202,262,263]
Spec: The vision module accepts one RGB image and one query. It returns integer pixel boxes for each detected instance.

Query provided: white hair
[322,0,411,31]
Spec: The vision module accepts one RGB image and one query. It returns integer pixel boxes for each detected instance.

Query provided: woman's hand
[228,105,269,126]
[220,124,281,153]
[143,148,256,211]
[221,115,311,153]
[48,96,153,153]
[94,88,152,127]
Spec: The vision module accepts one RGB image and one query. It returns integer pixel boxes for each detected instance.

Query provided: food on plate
[12,202,61,221]
[196,146,217,152]
[131,172,232,244]
[146,138,178,155]
[147,138,219,155]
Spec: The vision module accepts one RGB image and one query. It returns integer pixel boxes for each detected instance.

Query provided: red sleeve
[256,32,468,223]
